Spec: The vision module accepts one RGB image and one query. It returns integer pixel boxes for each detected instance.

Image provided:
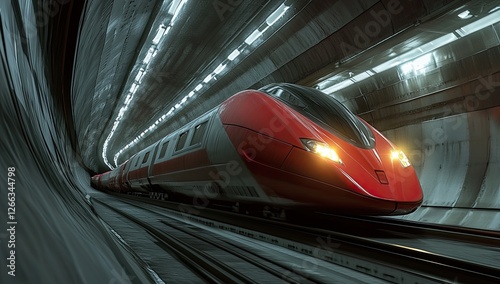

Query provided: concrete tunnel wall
[385,106,500,230]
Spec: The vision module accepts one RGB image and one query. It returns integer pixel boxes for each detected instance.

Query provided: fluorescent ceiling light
[458,10,472,19]
[105,0,298,168]
[171,0,188,24]
[152,25,166,45]
[227,49,240,61]
[266,3,289,26]
[125,94,132,103]
[490,7,500,13]
[203,74,213,83]
[400,53,433,75]
[130,83,139,93]
[214,63,227,74]
[135,69,145,83]
[143,48,155,65]
[319,10,500,95]
[168,0,181,14]
[458,9,500,35]
[245,29,263,45]
[316,74,343,90]
[372,33,457,73]
[351,72,371,82]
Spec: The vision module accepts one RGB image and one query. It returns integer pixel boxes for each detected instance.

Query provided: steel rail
[103,192,500,283]
[94,198,256,284]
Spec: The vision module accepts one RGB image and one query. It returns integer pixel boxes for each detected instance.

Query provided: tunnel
[1,0,499,283]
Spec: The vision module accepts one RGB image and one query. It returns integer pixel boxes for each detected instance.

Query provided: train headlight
[391,150,411,168]
[301,139,343,165]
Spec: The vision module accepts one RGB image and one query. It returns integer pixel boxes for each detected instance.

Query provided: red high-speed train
[92,83,423,216]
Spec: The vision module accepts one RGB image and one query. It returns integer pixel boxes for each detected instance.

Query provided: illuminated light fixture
[316,74,343,90]
[400,61,414,75]
[266,3,290,26]
[118,108,125,117]
[391,150,411,168]
[490,6,500,13]
[245,29,263,45]
[105,0,296,168]
[318,8,500,96]
[227,49,240,61]
[214,63,227,74]
[351,70,375,82]
[400,53,433,75]
[373,33,457,73]
[135,69,145,83]
[152,25,167,45]
[171,0,188,24]
[301,139,343,165]
[130,83,139,93]
[332,33,455,80]
[143,48,155,65]
[458,10,472,19]
[203,74,214,83]
[457,8,500,36]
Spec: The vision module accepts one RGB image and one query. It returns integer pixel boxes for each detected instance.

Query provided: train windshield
[262,84,375,148]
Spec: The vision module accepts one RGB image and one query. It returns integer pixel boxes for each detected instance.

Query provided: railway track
[96,192,500,284]
[95,199,257,283]
[92,194,384,283]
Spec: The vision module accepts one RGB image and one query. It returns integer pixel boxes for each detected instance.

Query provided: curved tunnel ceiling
[71,0,500,173]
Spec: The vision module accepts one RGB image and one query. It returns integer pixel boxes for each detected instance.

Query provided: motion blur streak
[0,1,155,283]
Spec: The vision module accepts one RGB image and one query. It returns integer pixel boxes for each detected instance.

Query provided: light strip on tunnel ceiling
[102,0,190,169]
[108,2,291,168]
[318,8,500,96]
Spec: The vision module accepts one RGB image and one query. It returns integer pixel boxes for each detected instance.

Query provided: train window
[190,121,207,146]
[176,131,188,151]
[134,155,140,167]
[142,152,150,164]
[158,141,170,159]
[261,84,375,148]
[287,86,374,148]
[270,88,306,109]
